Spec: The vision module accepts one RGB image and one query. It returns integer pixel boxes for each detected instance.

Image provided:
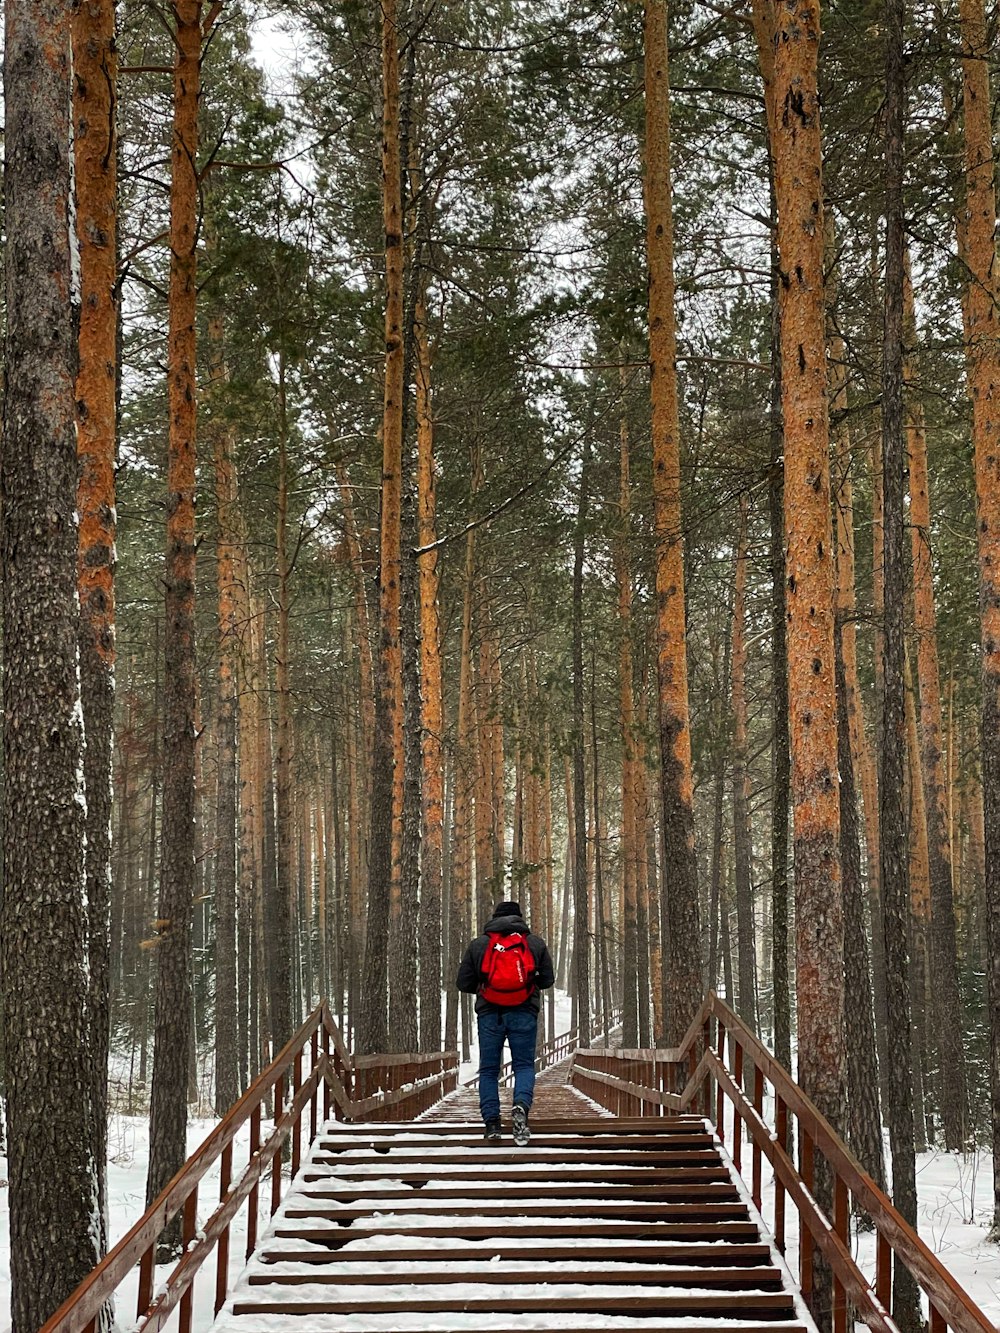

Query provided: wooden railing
[572,992,995,1333]
[466,1010,622,1088]
[41,1003,458,1333]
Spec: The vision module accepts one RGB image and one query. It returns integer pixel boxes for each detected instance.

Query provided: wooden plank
[232,1324,807,1333]
[296,1183,742,1203]
[231,1293,797,1316]
[247,1265,787,1288]
[258,1242,774,1266]
[300,1165,733,1184]
[317,1117,707,1135]
[273,1221,762,1243]
[309,1149,722,1168]
[317,1133,716,1151]
[280,1201,752,1221]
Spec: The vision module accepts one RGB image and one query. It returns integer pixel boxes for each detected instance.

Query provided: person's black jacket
[456,912,555,1015]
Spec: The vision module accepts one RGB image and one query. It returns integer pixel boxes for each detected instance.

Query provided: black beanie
[494,900,522,917]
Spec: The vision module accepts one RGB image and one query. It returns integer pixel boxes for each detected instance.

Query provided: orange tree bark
[208,307,241,1112]
[770,0,846,1173]
[643,0,702,1041]
[829,296,885,1191]
[750,0,791,1073]
[73,0,118,1257]
[416,297,444,1052]
[147,0,201,1256]
[360,0,405,1055]
[1,0,104,1322]
[903,259,967,1149]
[959,0,1000,1230]
[879,0,921,1314]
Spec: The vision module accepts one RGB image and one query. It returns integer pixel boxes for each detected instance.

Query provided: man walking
[457,899,555,1145]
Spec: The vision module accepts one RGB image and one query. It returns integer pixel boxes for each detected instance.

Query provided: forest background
[1,0,999,1327]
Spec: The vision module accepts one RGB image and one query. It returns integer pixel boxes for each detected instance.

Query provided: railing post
[833,1173,849,1333]
[733,1042,744,1174]
[310,1028,320,1141]
[774,1094,787,1254]
[701,1015,711,1116]
[716,1020,726,1142]
[179,1185,198,1333]
[215,1143,233,1315]
[752,1065,764,1209]
[800,1130,814,1303]
[876,1232,891,1311]
[929,1300,946,1333]
[272,1070,284,1216]
[137,1243,155,1322]
[292,1049,303,1175]
[247,1102,262,1261]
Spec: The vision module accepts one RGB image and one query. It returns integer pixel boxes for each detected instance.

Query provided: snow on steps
[213,1115,818,1333]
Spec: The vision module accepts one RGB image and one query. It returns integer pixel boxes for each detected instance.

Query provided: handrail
[41,1004,459,1333]
[571,993,996,1333]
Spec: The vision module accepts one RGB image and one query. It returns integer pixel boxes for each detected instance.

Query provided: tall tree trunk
[732,495,757,1033]
[835,623,887,1191]
[147,0,201,1257]
[828,234,884,1188]
[1,0,104,1318]
[771,0,845,1137]
[770,0,846,1319]
[360,0,405,1054]
[903,257,967,1149]
[209,309,240,1114]
[73,0,118,1258]
[880,0,921,1315]
[390,450,421,1054]
[748,2,791,1069]
[643,0,702,1042]
[957,28,1000,1188]
[905,663,932,1153]
[416,296,444,1052]
[272,349,295,1045]
[617,392,640,1048]
[572,429,593,1041]
[829,308,885,1193]
[446,525,476,1054]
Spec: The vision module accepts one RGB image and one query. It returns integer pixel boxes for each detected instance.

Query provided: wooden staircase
[215,1115,812,1333]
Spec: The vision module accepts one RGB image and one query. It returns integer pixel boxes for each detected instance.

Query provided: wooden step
[297,1182,742,1203]
[301,1164,733,1184]
[282,1200,751,1223]
[232,1293,798,1318]
[324,1118,708,1136]
[231,1324,808,1333]
[259,1242,775,1266]
[248,1265,786,1289]
[319,1133,716,1152]
[311,1149,722,1168]
[273,1220,762,1245]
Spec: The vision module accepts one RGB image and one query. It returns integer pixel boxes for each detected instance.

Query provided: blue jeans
[477,1008,538,1122]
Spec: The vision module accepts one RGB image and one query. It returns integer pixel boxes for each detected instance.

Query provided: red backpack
[479,931,536,1006]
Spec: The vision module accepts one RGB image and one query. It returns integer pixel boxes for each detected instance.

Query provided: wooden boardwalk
[215,1111,810,1333]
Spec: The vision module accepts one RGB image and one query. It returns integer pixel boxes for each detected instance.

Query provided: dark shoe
[512,1103,530,1146]
[483,1117,502,1142]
